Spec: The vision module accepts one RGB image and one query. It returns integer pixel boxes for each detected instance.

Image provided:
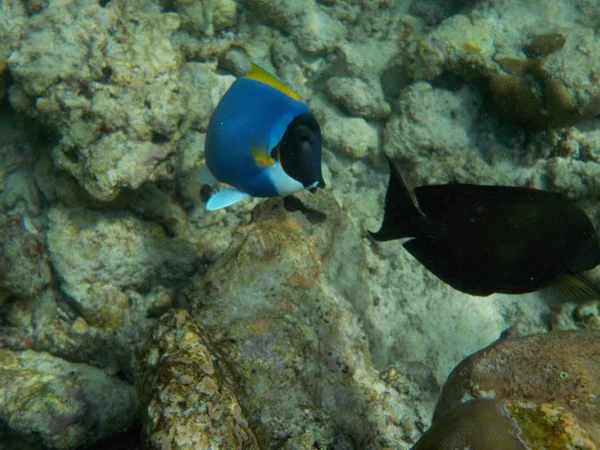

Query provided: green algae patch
[509,403,573,449]
[508,402,597,450]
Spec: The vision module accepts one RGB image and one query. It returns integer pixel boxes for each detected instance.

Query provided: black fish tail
[369,154,422,242]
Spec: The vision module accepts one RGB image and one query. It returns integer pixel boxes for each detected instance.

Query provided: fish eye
[295,126,312,142]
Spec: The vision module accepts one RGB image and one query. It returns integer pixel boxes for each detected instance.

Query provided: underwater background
[1,0,600,448]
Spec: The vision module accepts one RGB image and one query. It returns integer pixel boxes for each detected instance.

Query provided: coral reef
[37,203,206,379]
[413,399,598,450]
[405,0,600,128]
[317,107,380,160]
[523,33,567,58]
[0,348,139,449]
[246,0,346,54]
[383,81,497,185]
[0,217,50,305]
[325,76,391,121]
[2,0,600,448]
[46,206,197,329]
[489,59,585,129]
[170,0,238,36]
[135,309,259,450]
[551,299,600,332]
[180,193,430,448]
[7,0,190,201]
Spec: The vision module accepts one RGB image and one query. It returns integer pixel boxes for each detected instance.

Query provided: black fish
[370,155,600,296]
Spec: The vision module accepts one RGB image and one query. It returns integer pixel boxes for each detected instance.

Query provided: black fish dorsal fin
[369,155,423,242]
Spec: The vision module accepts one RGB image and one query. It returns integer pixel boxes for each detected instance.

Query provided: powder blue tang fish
[198,63,325,210]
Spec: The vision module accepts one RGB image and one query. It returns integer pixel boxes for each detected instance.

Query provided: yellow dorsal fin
[246,63,300,100]
[251,144,276,167]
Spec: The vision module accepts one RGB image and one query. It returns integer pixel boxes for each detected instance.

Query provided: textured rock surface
[326,76,391,120]
[246,0,346,54]
[184,192,430,448]
[404,0,600,128]
[525,127,600,201]
[26,203,209,382]
[383,81,497,185]
[0,217,51,303]
[551,299,600,332]
[135,309,259,450]
[318,107,380,160]
[171,0,238,36]
[0,348,139,450]
[413,330,600,448]
[413,399,598,450]
[2,0,600,448]
[436,330,600,423]
[7,0,187,201]
[47,206,198,330]
[0,104,46,219]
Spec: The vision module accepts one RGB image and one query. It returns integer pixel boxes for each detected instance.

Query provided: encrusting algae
[489,33,587,129]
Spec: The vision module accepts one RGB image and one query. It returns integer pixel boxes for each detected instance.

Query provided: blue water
[0,0,598,449]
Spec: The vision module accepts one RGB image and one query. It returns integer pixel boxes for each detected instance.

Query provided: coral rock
[0,349,138,450]
[246,0,346,54]
[413,330,600,448]
[171,0,238,36]
[135,309,259,450]
[0,217,51,303]
[413,398,597,450]
[404,1,600,128]
[325,76,391,120]
[384,82,494,185]
[523,33,567,58]
[184,192,419,448]
[7,0,188,200]
[47,206,198,330]
[319,108,379,160]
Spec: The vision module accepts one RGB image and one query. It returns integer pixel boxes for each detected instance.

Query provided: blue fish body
[206,78,311,197]
[199,64,325,210]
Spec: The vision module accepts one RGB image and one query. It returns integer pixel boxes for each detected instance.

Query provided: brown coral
[413,399,597,450]
[412,330,600,449]
[490,60,586,128]
[490,73,546,127]
[523,33,567,58]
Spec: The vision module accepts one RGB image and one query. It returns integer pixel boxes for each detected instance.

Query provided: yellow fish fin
[551,272,600,302]
[246,63,300,100]
[251,144,276,167]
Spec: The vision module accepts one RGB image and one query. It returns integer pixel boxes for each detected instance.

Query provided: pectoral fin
[550,272,600,302]
[251,144,276,167]
[206,189,250,211]
[197,165,218,184]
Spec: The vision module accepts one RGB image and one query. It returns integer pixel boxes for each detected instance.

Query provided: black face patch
[277,114,325,191]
